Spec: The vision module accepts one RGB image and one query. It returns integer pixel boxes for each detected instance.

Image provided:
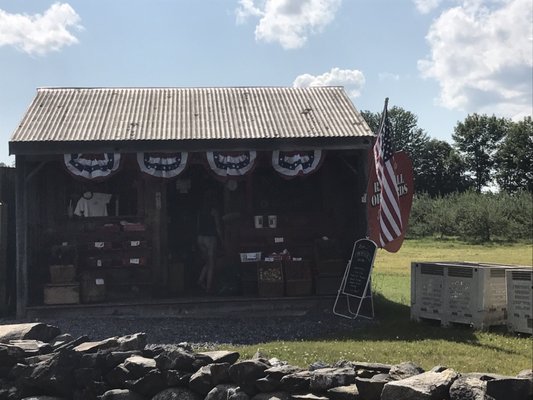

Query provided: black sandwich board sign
[333,238,377,319]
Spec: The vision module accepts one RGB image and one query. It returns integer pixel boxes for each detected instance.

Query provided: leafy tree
[416,139,472,196]
[494,116,533,193]
[452,114,508,192]
[361,106,430,190]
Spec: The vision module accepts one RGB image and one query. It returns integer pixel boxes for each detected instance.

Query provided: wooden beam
[15,155,27,318]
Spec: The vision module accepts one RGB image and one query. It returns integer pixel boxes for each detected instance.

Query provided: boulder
[116,333,146,352]
[309,361,330,371]
[517,369,533,397]
[309,367,356,391]
[189,365,216,395]
[354,374,391,400]
[73,337,119,354]
[105,365,132,389]
[165,369,192,387]
[73,367,102,387]
[388,361,424,381]
[227,386,251,400]
[154,348,197,371]
[279,370,313,393]
[8,340,51,356]
[0,323,60,343]
[251,392,290,400]
[256,376,281,392]
[327,384,359,400]
[229,359,270,395]
[122,355,156,378]
[486,375,532,400]
[127,369,166,397]
[205,384,239,400]
[100,389,144,400]
[200,350,240,365]
[151,387,203,400]
[19,397,65,400]
[381,368,458,400]
[350,361,392,374]
[0,344,26,376]
[265,365,304,381]
[49,333,74,349]
[291,394,328,400]
[449,375,488,400]
[105,351,143,370]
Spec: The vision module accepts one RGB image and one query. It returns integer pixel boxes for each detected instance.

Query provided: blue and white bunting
[272,150,323,178]
[137,152,188,178]
[64,153,121,180]
[206,151,257,178]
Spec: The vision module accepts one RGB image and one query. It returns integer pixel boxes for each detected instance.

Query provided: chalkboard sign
[342,239,377,297]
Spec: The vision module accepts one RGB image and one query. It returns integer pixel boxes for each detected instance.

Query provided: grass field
[228,240,533,375]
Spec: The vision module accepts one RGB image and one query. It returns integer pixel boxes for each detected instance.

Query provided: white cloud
[292,67,365,98]
[378,72,400,82]
[0,3,82,56]
[236,0,341,49]
[413,0,443,14]
[418,0,533,119]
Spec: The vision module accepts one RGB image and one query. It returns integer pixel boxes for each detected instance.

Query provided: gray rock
[0,323,60,343]
[430,365,448,373]
[280,370,313,393]
[256,376,281,392]
[388,361,424,381]
[127,369,166,397]
[252,392,290,400]
[189,365,216,395]
[486,376,532,400]
[354,374,390,400]
[101,389,144,400]
[165,369,191,387]
[291,394,328,400]
[206,384,239,400]
[309,361,329,371]
[105,350,143,370]
[151,387,203,400]
[8,339,51,356]
[327,384,359,400]
[74,367,102,387]
[381,369,458,400]
[79,352,106,369]
[123,355,156,378]
[50,333,74,349]
[228,386,251,400]
[229,359,270,394]
[73,337,119,353]
[192,352,214,370]
[116,332,146,352]
[310,367,356,391]
[25,349,81,396]
[0,344,26,375]
[20,397,65,400]
[449,376,488,400]
[155,348,197,371]
[350,361,392,374]
[516,369,533,398]
[265,365,304,381]
[24,354,55,365]
[106,365,132,389]
[200,350,240,365]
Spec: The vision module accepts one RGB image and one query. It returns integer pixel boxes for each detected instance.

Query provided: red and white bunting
[272,150,323,178]
[206,151,257,178]
[137,152,188,178]
[64,153,121,180]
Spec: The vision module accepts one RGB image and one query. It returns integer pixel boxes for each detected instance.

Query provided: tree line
[361,108,532,195]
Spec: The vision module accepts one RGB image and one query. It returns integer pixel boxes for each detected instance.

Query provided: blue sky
[0,0,531,164]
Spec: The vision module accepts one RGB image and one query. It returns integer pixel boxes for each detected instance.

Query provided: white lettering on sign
[95,279,105,285]
[274,237,284,243]
[130,258,140,265]
[97,259,102,267]
[94,242,105,248]
[131,240,140,247]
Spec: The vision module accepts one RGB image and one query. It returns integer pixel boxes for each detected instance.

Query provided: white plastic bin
[411,262,446,322]
[506,268,532,334]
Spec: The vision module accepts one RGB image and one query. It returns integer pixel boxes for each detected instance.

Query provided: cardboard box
[49,264,77,283]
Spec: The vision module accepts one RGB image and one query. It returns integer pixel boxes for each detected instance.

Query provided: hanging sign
[137,152,188,178]
[367,150,414,253]
[272,150,323,178]
[206,151,257,178]
[64,153,121,180]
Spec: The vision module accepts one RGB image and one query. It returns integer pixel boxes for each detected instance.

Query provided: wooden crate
[49,264,77,283]
[81,273,106,303]
[43,283,80,305]
[258,281,284,297]
[284,260,312,280]
[258,261,284,297]
[286,279,312,296]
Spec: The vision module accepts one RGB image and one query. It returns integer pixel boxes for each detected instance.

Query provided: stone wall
[0,323,531,400]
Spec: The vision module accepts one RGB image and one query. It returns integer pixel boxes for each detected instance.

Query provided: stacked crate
[44,243,80,305]
[506,268,532,334]
[284,259,312,296]
[411,261,514,329]
[313,239,346,295]
[257,260,284,297]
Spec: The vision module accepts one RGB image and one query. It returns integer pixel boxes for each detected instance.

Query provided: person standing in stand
[196,191,223,294]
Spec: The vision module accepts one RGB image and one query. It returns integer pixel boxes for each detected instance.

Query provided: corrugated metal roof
[10,87,373,145]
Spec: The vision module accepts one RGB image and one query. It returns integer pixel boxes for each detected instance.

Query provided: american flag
[373,99,403,247]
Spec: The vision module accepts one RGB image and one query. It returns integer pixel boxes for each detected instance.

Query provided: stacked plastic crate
[506,268,532,334]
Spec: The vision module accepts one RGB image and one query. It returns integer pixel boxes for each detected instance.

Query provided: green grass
[224,240,533,375]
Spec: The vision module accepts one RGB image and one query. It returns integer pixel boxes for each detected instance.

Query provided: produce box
[49,264,77,283]
[43,283,80,305]
[81,272,106,303]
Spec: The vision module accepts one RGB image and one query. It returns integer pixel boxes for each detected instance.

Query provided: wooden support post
[15,155,27,318]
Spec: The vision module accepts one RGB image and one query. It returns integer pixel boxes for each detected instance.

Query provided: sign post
[333,238,378,319]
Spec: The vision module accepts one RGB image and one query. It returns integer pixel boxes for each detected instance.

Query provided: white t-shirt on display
[74,192,112,217]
